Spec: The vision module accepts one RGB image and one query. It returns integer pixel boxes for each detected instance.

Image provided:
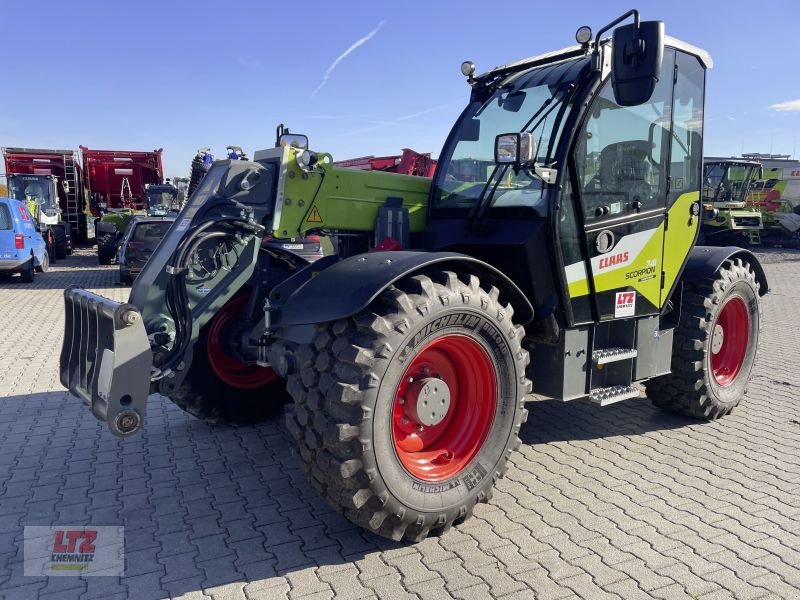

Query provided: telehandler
[61,10,767,542]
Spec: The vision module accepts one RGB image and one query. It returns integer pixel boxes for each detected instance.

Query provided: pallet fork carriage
[61,10,767,542]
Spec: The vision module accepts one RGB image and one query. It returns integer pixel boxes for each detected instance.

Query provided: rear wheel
[167,293,290,423]
[645,258,761,419]
[285,271,530,541]
[20,258,34,283]
[53,225,68,259]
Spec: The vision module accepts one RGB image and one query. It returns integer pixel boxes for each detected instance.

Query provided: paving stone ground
[1,247,799,600]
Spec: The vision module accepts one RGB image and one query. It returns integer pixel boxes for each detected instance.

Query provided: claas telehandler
[61,10,767,542]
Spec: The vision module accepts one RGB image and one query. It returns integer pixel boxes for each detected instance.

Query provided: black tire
[285,270,530,542]
[97,234,117,265]
[645,258,761,419]
[20,258,34,283]
[53,225,68,259]
[36,252,49,273]
[166,294,291,424]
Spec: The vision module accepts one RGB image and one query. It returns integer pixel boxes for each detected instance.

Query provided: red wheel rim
[207,295,278,389]
[392,334,496,482]
[710,296,749,386]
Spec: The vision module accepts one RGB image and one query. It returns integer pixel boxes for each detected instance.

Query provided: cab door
[566,49,676,321]
[661,51,705,301]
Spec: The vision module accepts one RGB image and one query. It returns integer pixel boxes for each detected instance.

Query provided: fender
[681,246,768,296]
[276,251,534,327]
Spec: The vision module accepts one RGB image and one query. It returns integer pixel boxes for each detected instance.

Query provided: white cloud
[312,21,386,97]
[235,56,262,69]
[770,99,800,112]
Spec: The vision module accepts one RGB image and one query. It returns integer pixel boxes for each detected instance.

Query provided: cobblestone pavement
[1,248,799,600]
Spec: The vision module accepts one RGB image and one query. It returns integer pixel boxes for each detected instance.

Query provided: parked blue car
[0,197,49,282]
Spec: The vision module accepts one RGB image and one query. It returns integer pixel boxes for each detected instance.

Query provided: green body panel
[100,210,141,234]
[272,149,431,238]
[567,191,699,309]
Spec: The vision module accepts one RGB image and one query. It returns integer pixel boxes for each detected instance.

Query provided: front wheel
[285,270,530,542]
[36,252,49,273]
[167,293,290,423]
[53,225,68,260]
[646,258,761,419]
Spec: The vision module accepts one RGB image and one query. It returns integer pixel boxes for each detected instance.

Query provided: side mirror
[494,132,537,166]
[278,133,309,150]
[611,20,664,107]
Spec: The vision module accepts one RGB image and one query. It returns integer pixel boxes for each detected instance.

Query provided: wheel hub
[391,334,497,482]
[711,324,725,354]
[405,377,451,427]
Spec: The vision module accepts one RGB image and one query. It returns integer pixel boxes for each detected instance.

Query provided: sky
[2,0,799,178]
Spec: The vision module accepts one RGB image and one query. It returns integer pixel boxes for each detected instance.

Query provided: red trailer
[2,147,90,243]
[334,148,436,177]
[81,147,164,214]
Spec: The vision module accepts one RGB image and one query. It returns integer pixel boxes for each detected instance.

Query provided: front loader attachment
[60,287,152,436]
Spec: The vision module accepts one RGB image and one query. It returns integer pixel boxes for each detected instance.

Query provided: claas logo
[599,251,629,269]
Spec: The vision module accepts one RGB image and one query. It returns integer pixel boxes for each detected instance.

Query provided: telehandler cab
[61,10,767,542]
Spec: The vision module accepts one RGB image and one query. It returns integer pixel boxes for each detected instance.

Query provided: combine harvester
[700,158,763,245]
[61,10,767,542]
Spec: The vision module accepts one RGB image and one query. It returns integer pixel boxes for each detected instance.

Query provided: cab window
[574,48,676,222]
[669,51,704,205]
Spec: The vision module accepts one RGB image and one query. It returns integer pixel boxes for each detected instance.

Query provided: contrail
[312,20,386,97]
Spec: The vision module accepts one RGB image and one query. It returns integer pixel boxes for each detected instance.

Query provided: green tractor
[96,182,180,264]
[700,159,763,244]
[6,173,71,259]
[61,11,766,542]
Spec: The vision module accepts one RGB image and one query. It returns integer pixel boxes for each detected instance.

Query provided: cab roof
[482,34,713,80]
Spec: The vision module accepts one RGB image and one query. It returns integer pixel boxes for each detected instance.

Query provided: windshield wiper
[467,164,509,230]
[468,86,573,229]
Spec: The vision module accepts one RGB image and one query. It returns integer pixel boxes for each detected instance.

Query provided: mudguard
[276,251,534,327]
[681,246,769,295]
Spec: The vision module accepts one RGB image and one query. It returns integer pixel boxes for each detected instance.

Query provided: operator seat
[584,140,653,216]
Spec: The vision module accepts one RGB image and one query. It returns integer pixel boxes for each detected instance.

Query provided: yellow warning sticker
[306,206,323,223]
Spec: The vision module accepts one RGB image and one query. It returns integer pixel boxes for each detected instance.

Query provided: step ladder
[63,153,80,239]
[592,347,638,365]
[589,384,640,406]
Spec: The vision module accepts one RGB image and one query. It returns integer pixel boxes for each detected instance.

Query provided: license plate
[282,243,304,250]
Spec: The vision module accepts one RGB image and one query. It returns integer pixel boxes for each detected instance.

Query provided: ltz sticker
[615,291,636,318]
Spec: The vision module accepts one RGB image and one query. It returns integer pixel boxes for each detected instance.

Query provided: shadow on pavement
[520,396,696,445]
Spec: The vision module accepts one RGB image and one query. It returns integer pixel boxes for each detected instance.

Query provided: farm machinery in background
[88,147,169,264]
[700,159,763,245]
[61,11,768,543]
[2,147,90,255]
[745,158,800,246]
[334,148,437,177]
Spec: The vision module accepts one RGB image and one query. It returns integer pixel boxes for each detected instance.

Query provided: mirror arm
[591,9,640,71]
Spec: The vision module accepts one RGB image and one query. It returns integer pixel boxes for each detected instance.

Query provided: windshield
[147,188,177,214]
[8,176,57,211]
[432,58,587,214]
[703,163,758,203]
[131,221,173,252]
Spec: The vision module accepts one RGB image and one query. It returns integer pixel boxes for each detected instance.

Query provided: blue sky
[2,0,798,178]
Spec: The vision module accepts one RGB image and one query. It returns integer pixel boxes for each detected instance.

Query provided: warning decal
[614,291,636,318]
[306,206,323,223]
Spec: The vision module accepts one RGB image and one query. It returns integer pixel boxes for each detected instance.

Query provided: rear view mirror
[457,118,481,142]
[499,90,527,112]
[495,132,536,166]
[611,20,664,106]
[278,133,309,150]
